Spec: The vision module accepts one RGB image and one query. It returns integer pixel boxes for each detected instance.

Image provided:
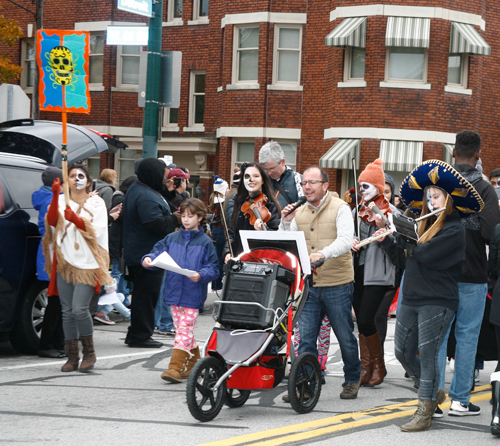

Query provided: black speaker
[214,261,294,329]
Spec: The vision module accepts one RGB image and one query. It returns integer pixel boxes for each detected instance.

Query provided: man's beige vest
[295,193,354,287]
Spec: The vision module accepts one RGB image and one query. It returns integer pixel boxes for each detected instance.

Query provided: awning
[450,22,491,56]
[325,17,367,48]
[385,17,431,48]
[443,143,454,165]
[379,140,423,172]
[320,139,360,169]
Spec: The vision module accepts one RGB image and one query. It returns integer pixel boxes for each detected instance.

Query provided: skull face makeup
[243,166,263,193]
[75,169,88,191]
[359,182,378,202]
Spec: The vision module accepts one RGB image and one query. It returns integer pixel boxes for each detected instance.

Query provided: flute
[356,230,394,249]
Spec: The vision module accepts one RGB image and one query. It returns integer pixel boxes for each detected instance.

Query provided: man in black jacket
[438,130,500,415]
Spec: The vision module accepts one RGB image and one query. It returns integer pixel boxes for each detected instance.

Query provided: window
[233,141,255,168]
[234,26,259,84]
[386,47,427,82]
[344,46,366,81]
[273,25,302,86]
[20,39,35,91]
[168,0,183,22]
[162,108,179,130]
[117,148,140,184]
[277,141,297,170]
[193,0,208,20]
[89,32,104,85]
[188,71,205,128]
[116,45,141,88]
[447,53,468,88]
[86,155,101,181]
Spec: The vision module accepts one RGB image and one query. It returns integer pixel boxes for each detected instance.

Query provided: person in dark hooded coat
[123,158,180,348]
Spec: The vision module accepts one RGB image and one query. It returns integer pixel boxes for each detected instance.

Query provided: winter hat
[343,187,361,209]
[42,167,63,187]
[358,158,385,195]
[213,175,228,203]
[167,168,190,180]
[233,170,241,183]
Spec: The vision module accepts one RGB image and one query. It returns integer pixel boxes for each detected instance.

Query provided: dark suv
[0,119,118,354]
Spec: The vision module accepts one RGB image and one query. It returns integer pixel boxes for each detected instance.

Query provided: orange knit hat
[358,159,385,195]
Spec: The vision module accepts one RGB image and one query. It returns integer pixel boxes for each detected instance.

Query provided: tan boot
[359,334,372,386]
[61,339,80,372]
[181,346,201,379]
[401,399,434,432]
[79,335,96,372]
[365,332,386,386]
[161,348,192,383]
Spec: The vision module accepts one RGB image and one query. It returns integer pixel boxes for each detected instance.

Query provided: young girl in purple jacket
[142,198,219,383]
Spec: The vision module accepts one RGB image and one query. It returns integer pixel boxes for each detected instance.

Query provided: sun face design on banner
[37,29,91,113]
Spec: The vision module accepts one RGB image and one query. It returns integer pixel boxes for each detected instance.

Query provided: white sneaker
[449,400,481,416]
[449,358,455,371]
[474,369,480,383]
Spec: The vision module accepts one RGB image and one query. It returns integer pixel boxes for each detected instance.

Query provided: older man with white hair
[259,141,303,209]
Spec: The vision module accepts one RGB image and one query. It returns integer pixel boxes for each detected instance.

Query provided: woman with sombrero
[374,159,484,432]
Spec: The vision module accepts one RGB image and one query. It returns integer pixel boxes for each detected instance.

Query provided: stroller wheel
[187,356,227,422]
[225,389,251,408]
[288,352,322,414]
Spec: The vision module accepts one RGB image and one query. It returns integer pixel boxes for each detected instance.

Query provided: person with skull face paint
[351,159,401,388]
[43,163,112,373]
[223,162,281,261]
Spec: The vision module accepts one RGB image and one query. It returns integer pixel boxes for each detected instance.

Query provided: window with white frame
[386,47,427,82]
[86,155,101,181]
[344,46,366,81]
[116,45,141,87]
[168,0,183,22]
[273,25,302,86]
[163,108,179,129]
[193,0,208,20]
[234,26,259,83]
[447,53,468,88]
[276,141,297,170]
[189,71,205,127]
[89,32,104,85]
[117,148,140,184]
[20,38,35,91]
[233,140,255,168]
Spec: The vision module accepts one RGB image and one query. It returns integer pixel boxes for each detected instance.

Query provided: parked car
[0,118,119,354]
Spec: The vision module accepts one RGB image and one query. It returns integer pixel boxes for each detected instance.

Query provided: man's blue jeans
[438,282,487,403]
[298,282,361,383]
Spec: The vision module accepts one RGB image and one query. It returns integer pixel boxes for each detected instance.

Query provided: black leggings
[496,325,500,372]
[353,266,391,337]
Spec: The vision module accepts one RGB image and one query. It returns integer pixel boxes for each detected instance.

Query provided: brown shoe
[401,399,434,432]
[340,380,360,399]
[61,339,79,372]
[365,332,386,386]
[181,346,201,379]
[359,334,372,386]
[79,335,96,372]
[161,348,192,383]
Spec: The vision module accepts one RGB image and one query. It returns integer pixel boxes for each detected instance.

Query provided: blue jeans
[438,282,487,403]
[298,282,361,383]
[155,276,174,331]
[111,257,130,302]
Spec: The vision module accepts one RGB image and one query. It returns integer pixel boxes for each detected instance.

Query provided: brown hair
[180,198,211,236]
[100,168,117,185]
[417,186,455,244]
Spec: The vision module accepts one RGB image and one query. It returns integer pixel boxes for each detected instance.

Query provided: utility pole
[142,0,163,158]
[32,0,43,119]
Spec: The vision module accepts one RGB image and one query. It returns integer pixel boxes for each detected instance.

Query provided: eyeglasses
[300,180,325,187]
[264,161,282,173]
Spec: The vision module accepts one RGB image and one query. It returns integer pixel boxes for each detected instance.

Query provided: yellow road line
[197,385,492,446]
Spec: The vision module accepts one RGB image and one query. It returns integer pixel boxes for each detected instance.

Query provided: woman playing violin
[351,159,401,387]
[224,162,281,262]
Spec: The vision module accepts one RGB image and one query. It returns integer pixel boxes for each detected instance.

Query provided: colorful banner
[37,29,91,113]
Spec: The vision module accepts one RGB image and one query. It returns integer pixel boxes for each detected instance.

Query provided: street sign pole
[142,0,163,158]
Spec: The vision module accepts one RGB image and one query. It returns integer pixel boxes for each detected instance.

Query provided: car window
[0,167,43,210]
[0,132,55,164]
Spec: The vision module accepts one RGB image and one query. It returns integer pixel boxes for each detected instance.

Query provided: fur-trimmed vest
[295,194,354,287]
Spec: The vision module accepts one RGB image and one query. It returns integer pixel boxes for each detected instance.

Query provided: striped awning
[379,140,423,172]
[320,139,360,169]
[385,17,431,48]
[325,17,367,48]
[450,22,491,56]
[443,143,455,165]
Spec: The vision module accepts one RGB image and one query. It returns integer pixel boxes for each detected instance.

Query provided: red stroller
[186,247,323,422]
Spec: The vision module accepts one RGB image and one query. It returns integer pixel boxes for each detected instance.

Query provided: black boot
[492,379,500,437]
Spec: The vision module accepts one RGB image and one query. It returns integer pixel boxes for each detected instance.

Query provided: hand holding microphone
[283,196,307,220]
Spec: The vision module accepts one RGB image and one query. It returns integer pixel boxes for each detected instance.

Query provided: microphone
[284,196,307,217]
[367,201,391,225]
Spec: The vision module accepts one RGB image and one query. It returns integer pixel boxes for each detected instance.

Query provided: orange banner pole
[61,107,70,206]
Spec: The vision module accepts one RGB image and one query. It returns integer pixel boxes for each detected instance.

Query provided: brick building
[1,0,499,196]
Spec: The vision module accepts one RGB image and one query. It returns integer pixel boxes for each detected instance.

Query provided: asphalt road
[0,291,497,446]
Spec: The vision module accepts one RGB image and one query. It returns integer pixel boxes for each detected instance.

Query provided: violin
[241,192,271,231]
[358,194,392,227]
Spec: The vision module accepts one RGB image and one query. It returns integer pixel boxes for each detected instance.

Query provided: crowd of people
[34,130,500,435]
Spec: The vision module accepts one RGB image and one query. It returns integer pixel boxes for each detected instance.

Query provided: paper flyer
[151,252,196,277]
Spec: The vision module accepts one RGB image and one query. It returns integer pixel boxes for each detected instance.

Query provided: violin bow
[352,157,361,239]
[217,193,234,259]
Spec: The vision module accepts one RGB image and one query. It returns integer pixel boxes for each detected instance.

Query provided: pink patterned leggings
[293,315,331,371]
[170,305,199,351]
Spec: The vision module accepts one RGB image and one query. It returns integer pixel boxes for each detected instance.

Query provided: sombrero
[400,159,484,217]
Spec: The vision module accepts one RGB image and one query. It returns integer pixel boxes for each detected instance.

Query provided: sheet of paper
[151,251,196,277]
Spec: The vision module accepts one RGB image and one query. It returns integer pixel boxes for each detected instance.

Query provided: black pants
[124,265,164,345]
[375,287,398,348]
[353,266,391,337]
[39,292,64,351]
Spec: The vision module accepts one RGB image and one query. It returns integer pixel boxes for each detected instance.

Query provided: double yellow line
[198,385,492,446]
